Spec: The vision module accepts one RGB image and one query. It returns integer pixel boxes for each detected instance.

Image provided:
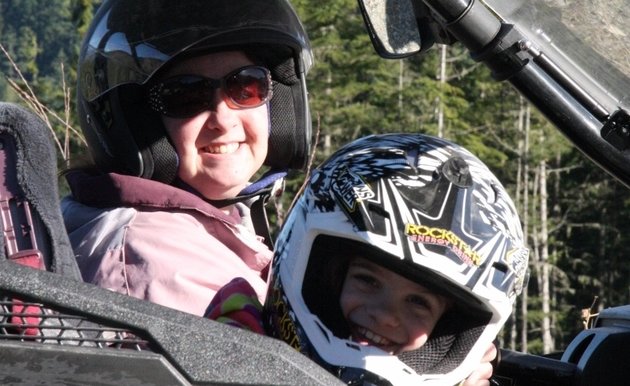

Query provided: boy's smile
[350,324,401,353]
[340,257,451,355]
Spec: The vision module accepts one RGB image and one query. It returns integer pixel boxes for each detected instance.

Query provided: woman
[62,0,312,316]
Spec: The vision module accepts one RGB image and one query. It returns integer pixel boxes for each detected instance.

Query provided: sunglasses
[148,65,273,118]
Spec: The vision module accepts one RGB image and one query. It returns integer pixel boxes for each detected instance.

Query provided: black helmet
[77,0,313,184]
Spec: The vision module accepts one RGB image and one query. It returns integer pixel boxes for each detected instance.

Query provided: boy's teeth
[358,327,391,346]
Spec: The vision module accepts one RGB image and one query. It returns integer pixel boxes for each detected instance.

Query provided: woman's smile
[202,142,240,155]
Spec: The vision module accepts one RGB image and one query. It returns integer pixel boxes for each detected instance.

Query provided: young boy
[209,133,529,385]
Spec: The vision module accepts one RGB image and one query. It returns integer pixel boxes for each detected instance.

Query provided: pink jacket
[61,171,272,316]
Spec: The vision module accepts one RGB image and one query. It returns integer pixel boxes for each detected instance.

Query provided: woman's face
[339,258,451,355]
[161,51,269,200]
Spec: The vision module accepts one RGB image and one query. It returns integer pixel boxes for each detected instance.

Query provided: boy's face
[339,257,451,355]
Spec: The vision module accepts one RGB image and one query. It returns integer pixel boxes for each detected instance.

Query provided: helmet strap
[207,169,287,250]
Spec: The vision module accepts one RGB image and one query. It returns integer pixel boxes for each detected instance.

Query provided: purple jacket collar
[65,171,239,224]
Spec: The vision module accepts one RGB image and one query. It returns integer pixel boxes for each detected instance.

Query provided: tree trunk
[520,100,530,353]
[510,96,525,350]
[540,159,555,353]
[323,69,333,157]
[398,60,404,116]
[437,45,446,138]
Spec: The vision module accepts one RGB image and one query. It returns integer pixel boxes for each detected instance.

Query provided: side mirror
[357,0,457,59]
[357,0,423,58]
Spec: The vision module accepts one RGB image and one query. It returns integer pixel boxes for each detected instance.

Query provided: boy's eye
[352,273,380,289]
[407,295,432,310]
[408,294,449,319]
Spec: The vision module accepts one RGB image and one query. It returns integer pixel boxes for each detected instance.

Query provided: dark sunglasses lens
[225,67,271,107]
[160,76,213,117]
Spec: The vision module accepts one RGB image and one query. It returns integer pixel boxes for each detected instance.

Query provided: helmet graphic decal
[404,223,483,266]
[266,279,302,350]
[331,167,376,213]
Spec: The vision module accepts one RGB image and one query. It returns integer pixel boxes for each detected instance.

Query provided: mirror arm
[423,0,501,52]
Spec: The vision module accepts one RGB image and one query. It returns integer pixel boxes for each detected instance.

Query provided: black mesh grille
[267,83,297,168]
[0,293,150,350]
[398,311,489,375]
[398,332,457,374]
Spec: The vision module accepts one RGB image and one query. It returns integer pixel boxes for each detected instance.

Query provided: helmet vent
[442,156,472,187]
[315,319,333,343]
[345,342,362,351]
[492,261,509,273]
[489,183,501,204]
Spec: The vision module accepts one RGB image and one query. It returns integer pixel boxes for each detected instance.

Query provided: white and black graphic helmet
[77,0,312,185]
[264,133,529,385]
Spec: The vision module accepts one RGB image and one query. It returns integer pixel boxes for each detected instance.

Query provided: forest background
[1,0,629,357]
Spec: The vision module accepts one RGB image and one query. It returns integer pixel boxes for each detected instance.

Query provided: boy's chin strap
[209,169,287,250]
